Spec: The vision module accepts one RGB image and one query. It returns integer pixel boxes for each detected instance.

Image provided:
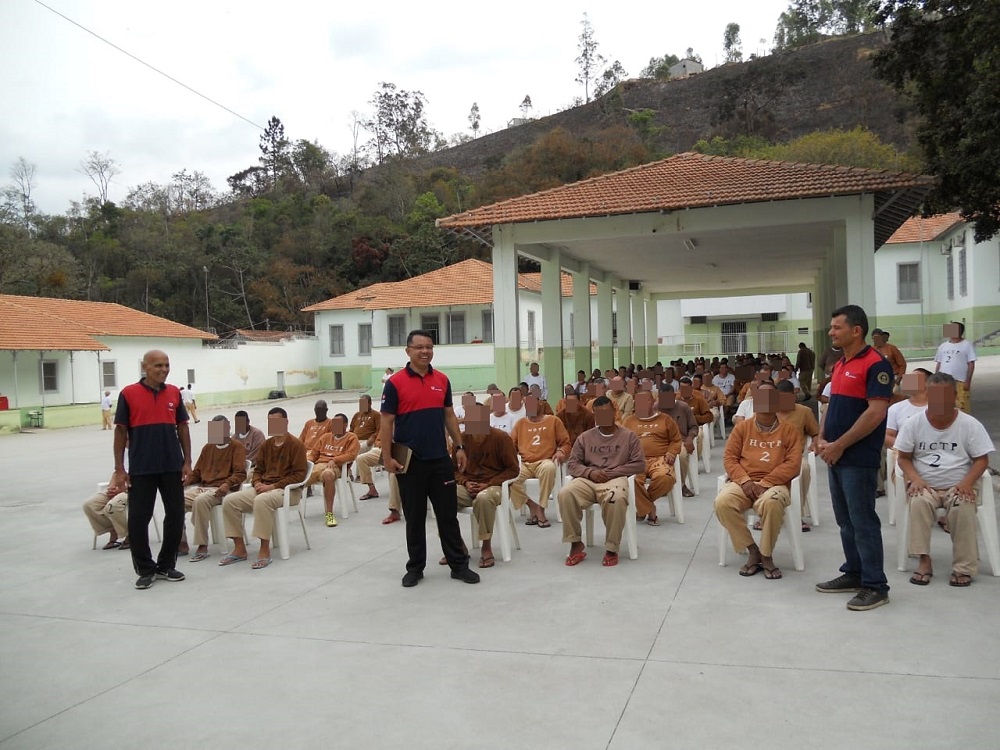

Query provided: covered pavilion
[438,152,934,385]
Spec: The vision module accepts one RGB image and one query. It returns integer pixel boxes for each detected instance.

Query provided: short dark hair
[915,367,933,377]
[360,394,372,404]
[775,379,795,394]
[235,410,249,418]
[831,304,869,338]
[799,342,807,348]
[335,413,349,422]
[406,329,434,346]
[756,379,777,389]
[592,395,612,408]
[659,383,675,392]
[927,372,957,391]
[679,376,692,385]
[267,406,287,418]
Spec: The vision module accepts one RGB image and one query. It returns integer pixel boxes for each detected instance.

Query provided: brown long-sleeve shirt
[723,419,802,489]
[187,439,247,489]
[455,427,520,488]
[299,418,333,451]
[511,415,571,462]
[622,414,683,459]
[253,435,308,489]
[567,426,647,482]
[680,393,713,425]
[309,432,360,465]
[350,410,381,442]
[557,406,596,448]
[875,343,907,380]
[661,402,699,440]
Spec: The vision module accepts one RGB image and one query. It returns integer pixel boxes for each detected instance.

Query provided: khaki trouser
[559,476,629,553]
[186,486,225,547]
[799,370,813,399]
[714,481,790,556]
[357,447,381,484]
[907,486,979,576]
[956,383,971,414]
[308,462,342,486]
[634,456,676,518]
[510,459,557,509]
[799,456,811,516]
[456,485,503,541]
[101,409,113,430]
[223,486,301,541]
[83,492,129,538]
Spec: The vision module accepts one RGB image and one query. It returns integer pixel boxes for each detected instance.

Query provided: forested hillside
[0,31,920,333]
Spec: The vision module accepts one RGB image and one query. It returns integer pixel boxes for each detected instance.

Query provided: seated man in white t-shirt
[489,393,517,435]
[884,369,932,501]
[895,373,995,587]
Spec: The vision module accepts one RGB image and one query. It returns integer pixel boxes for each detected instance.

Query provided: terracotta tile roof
[519,273,597,297]
[230,329,297,341]
[437,152,934,247]
[0,295,216,351]
[885,212,964,244]
[304,258,545,312]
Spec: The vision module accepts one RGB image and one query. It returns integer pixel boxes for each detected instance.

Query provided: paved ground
[1,359,998,749]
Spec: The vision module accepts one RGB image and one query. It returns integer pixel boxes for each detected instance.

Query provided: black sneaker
[135,574,154,590]
[401,570,423,588]
[451,568,481,584]
[815,573,863,593]
[155,569,185,582]
[847,588,890,611]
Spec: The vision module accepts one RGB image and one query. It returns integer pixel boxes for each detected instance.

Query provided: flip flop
[382,513,401,525]
[647,516,660,526]
[102,540,122,550]
[359,492,379,501]
[537,519,551,528]
[910,571,933,586]
[739,562,763,577]
[190,551,210,562]
[478,556,496,568]
[602,552,619,567]
[251,557,272,570]
[763,564,782,580]
[949,572,972,587]
[525,517,539,526]
[120,540,131,550]
[218,553,247,566]
[565,551,587,566]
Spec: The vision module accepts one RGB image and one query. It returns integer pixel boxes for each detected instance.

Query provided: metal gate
[721,322,747,355]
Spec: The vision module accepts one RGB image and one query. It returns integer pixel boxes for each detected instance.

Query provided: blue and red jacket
[380,363,453,461]
[115,379,188,475]
[824,345,894,467]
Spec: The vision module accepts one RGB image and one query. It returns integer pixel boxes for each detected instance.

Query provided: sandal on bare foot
[910,571,932,585]
[359,491,379,501]
[739,562,762,577]
[763,563,782,580]
[949,572,972,587]
[382,512,401,525]
[647,515,660,526]
[602,551,619,567]
[478,555,495,568]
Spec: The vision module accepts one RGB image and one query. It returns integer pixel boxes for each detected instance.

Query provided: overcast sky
[2,0,790,215]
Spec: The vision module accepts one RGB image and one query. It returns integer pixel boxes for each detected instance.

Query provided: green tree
[773,1,874,50]
[259,116,292,190]
[468,102,481,136]
[723,23,743,63]
[594,60,628,97]
[640,53,680,79]
[872,0,1000,240]
[574,13,606,103]
[685,47,703,64]
[363,82,435,164]
[519,95,533,118]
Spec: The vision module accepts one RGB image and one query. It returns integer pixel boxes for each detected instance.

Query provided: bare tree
[3,157,37,232]
[575,13,606,103]
[80,150,121,204]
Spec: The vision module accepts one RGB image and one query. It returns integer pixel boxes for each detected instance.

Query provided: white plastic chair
[580,474,639,560]
[803,451,820,527]
[92,481,161,549]
[714,407,726,442]
[715,474,805,572]
[272,461,314,560]
[334,466,358,519]
[685,449,700,496]
[894,474,1000,576]
[885,448,898,526]
[517,458,564,523]
[459,478,520,562]
[699,422,713,473]
[635,471,685,524]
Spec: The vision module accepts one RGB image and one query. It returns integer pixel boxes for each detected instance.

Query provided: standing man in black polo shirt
[814,305,894,611]
[380,329,479,588]
[110,349,191,590]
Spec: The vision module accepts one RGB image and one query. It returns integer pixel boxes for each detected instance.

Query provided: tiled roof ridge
[1,295,106,335]
[688,151,920,178]
[885,211,965,244]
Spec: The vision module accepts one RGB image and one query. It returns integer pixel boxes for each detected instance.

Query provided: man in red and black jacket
[380,329,479,588]
[110,350,191,590]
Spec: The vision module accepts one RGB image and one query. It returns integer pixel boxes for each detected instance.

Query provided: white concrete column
[631,292,647,367]
[491,225,520,389]
[540,247,564,388]
[645,298,658,366]
[596,280,614,372]
[572,263,592,378]
[615,286,632,367]
[845,195,878,330]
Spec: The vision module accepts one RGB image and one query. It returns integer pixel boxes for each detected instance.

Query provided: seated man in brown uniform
[219,407,308,569]
[557,390,596,448]
[455,403,520,568]
[714,380,803,580]
[559,397,646,567]
[349,395,380,479]
[510,395,572,528]
[623,391,682,526]
[185,415,248,561]
[234,410,266,465]
[83,473,129,550]
[657,386,699,497]
[307,414,361,527]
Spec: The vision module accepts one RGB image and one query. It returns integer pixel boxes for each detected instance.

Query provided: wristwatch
[454,445,465,452]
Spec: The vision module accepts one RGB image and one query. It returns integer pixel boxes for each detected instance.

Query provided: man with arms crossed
[815,305,894,611]
[895,373,994,587]
[380,330,479,587]
[111,349,191,590]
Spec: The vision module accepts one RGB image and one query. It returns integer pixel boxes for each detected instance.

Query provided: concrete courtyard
[1,358,998,749]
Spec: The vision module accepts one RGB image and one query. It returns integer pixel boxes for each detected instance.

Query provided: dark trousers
[396,457,469,574]
[829,464,889,593]
[128,472,185,577]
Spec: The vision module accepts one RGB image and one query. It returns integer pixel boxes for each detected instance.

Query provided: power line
[32,0,265,132]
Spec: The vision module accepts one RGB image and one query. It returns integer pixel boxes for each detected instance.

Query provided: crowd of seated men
[83,351,993,586]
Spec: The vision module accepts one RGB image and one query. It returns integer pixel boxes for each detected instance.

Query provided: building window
[612,311,618,344]
[358,324,372,356]
[329,324,344,356]
[527,310,536,350]
[797,327,809,335]
[946,251,954,300]
[569,312,575,343]
[420,314,440,344]
[40,360,58,393]
[481,309,494,343]
[897,262,921,303]
[958,246,967,297]
[806,292,812,308]
[186,369,196,385]
[388,315,406,347]
[101,361,117,389]
[447,312,465,344]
